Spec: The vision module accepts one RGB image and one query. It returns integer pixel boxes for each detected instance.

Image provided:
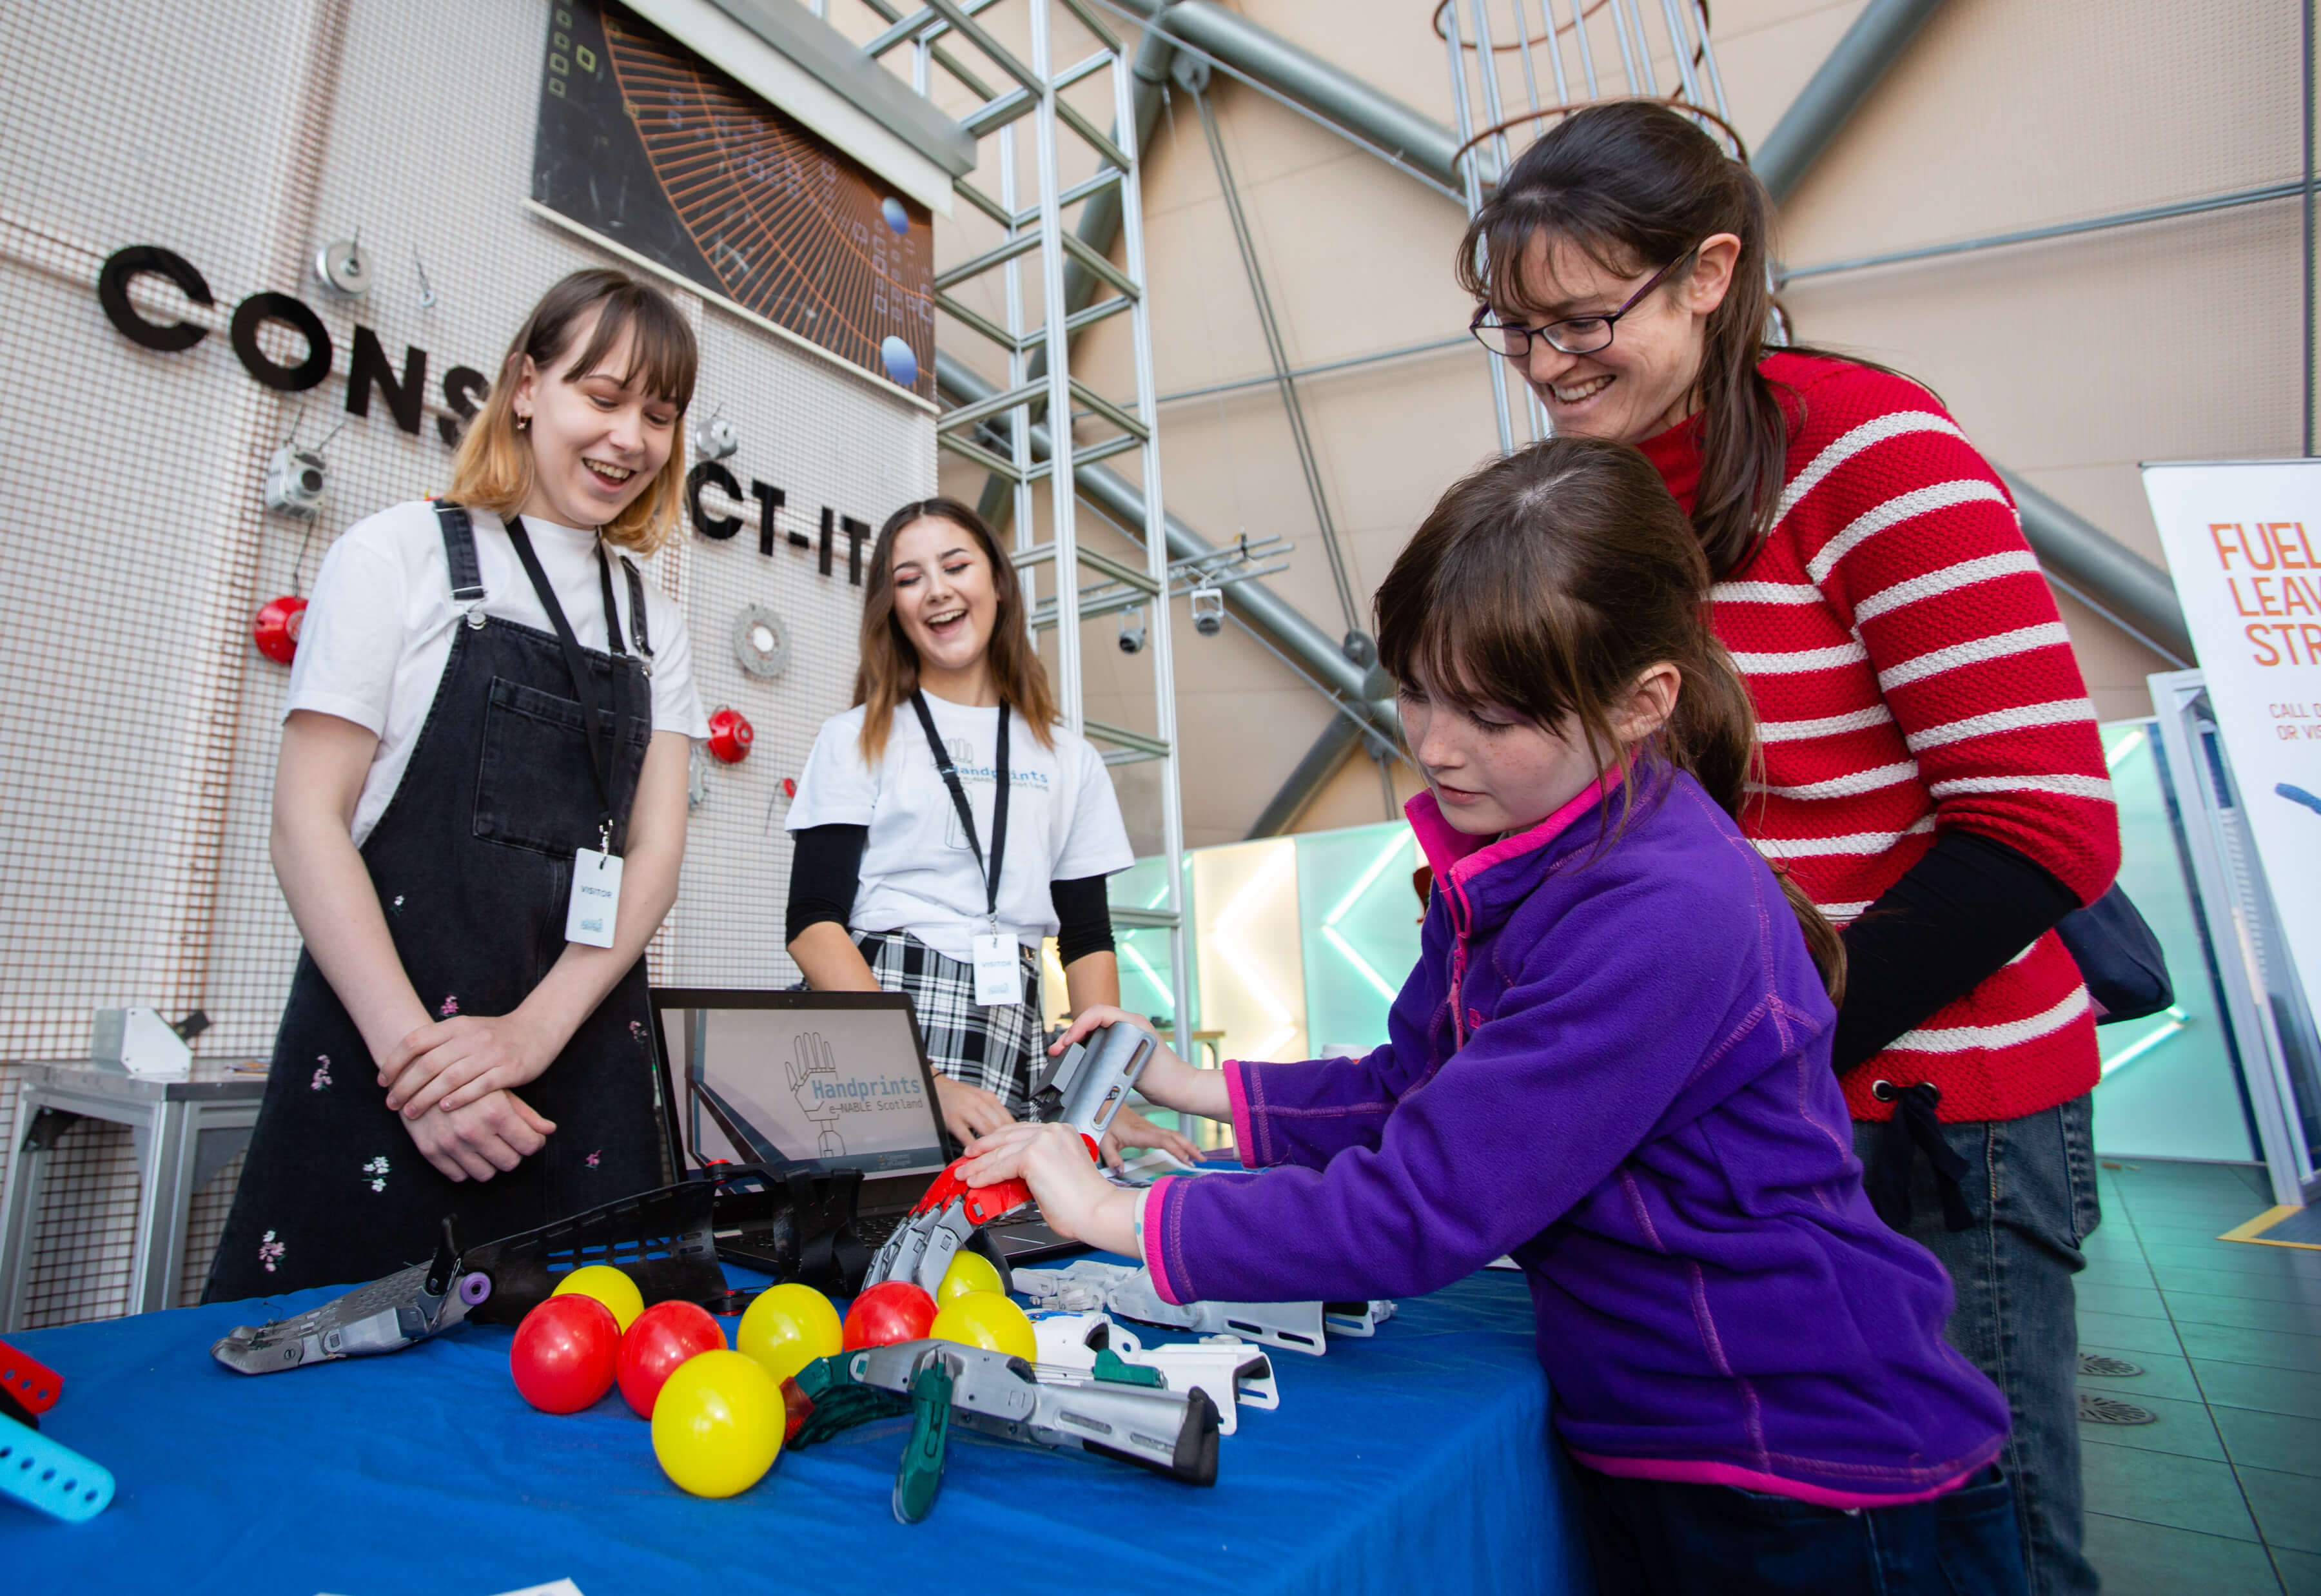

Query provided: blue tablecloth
[3,1263,1588,1595]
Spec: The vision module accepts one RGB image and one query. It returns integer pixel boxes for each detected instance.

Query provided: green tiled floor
[2080,1158,2321,1595]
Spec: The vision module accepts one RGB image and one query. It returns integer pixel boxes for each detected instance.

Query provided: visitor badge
[972,931,1019,1007]
[565,848,623,948]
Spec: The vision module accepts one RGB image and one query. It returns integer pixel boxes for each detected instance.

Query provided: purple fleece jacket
[1140,767,2010,1506]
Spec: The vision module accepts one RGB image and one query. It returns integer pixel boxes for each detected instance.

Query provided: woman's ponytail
[1666,637,1847,1004]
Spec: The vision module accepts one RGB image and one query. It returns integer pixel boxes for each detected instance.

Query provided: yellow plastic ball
[651,1350,783,1498]
[552,1265,644,1334]
[936,1250,1006,1306]
[737,1282,843,1385]
[928,1291,1037,1363]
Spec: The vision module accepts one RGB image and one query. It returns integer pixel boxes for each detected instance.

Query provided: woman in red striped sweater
[1456,103,2120,1596]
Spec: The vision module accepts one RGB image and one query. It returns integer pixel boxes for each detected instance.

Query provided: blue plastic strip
[0,1413,113,1523]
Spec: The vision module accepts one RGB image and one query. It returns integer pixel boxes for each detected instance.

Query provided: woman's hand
[933,1075,1015,1143]
[378,1013,555,1120]
[959,1122,1141,1257]
[1097,1104,1204,1170]
[403,1088,556,1182]
[1050,1006,1229,1123]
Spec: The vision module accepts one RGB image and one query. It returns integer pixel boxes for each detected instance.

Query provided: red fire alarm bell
[254,596,308,665]
[707,706,754,764]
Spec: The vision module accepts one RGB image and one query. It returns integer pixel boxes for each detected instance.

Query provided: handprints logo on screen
[787,1032,848,1158]
[688,1008,937,1173]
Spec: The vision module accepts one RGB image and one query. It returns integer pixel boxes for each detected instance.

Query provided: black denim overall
[206,504,669,1301]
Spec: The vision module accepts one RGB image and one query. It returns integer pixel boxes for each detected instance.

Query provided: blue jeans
[1575,1464,2028,1595]
[1854,1092,2102,1596]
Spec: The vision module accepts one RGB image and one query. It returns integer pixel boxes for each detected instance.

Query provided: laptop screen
[647,991,949,1182]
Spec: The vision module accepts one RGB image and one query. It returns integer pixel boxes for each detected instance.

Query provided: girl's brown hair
[1456,101,1797,581]
[853,498,1059,761]
[447,268,698,556]
[1375,436,1845,1000]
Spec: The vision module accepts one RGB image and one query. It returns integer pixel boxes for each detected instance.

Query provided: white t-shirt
[788,692,1135,960]
[288,500,710,846]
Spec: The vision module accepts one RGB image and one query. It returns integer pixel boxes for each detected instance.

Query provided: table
[1,1261,1587,1595]
[0,1062,266,1330]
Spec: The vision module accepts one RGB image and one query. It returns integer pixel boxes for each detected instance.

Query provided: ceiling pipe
[1246,712,1366,838]
[2000,472,2194,666]
[1115,0,1462,191]
[1752,0,1948,204]
[934,349,1402,744]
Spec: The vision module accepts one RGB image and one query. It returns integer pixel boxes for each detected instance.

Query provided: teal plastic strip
[0,1414,113,1523]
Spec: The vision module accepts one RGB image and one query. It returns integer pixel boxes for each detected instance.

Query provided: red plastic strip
[0,1339,62,1414]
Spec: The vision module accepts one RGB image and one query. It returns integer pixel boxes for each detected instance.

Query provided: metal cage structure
[1434,0,1735,454]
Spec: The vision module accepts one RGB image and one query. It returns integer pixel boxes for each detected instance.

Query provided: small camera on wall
[694,409,738,462]
[1190,585,1225,637]
[263,445,329,517]
[1118,607,1146,654]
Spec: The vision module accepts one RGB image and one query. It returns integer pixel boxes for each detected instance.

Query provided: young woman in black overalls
[207,271,701,1300]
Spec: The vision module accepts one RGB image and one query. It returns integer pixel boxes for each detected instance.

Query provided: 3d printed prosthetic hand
[212,1169,865,1374]
[787,1337,1219,1523]
[861,1024,1155,1295]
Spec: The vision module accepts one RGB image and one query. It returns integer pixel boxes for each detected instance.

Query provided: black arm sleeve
[1050,874,1116,968]
[785,824,867,945]
[1830,828,2084,1073]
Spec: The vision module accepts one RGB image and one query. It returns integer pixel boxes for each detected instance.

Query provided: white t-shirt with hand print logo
[787,690,1134,960]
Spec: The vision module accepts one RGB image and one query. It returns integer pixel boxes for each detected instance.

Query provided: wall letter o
[230,291,333,391]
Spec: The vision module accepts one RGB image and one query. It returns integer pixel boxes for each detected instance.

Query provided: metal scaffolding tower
[857,0,1195,1047]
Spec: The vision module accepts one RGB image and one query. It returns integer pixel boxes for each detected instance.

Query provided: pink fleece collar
[1405,772,1620,889]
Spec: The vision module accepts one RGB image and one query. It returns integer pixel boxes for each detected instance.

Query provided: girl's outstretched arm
[1142,871,1785,1307]
[1048,913,1452,1173]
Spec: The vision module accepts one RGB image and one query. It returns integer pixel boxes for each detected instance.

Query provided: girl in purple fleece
[962,438,2022,1595]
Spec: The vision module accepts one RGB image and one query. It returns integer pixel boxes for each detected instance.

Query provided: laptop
[643,988,1084,1274]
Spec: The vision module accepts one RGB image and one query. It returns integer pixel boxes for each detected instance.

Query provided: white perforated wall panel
[0,0,932,1319]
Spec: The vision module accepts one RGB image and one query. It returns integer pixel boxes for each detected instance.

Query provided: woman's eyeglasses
[1469,248,1698,361]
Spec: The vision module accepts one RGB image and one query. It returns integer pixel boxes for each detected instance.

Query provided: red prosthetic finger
[962,1178,1034,1224]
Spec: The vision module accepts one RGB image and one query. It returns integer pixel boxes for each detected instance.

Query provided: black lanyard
[505,514,626,853]
[909,688,1008,922]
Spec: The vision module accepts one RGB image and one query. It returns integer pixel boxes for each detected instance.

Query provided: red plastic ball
[618,1300,728,1419]
[841,1281,939,1350]
[511,1294,620,1414]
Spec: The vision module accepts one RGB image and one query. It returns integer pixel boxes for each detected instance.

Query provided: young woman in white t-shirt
[787,498,1199,1163]
[206,270,707,1300]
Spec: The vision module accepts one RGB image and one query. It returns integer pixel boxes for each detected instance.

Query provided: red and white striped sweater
[1639,353,2120,1124]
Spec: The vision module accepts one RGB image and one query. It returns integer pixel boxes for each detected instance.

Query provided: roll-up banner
[2140,459,2321,1018]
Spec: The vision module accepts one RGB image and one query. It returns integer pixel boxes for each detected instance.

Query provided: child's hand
[959,1123,1142,1258]
[1050,1007,1233,1126]
[1098,1104,1204,1170]
[1049,1006,1200,1112]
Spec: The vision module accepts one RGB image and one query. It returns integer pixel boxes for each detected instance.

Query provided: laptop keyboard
[852,1212,903,1247]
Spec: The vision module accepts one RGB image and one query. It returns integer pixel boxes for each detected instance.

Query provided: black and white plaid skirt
[856,931,1044,1119]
